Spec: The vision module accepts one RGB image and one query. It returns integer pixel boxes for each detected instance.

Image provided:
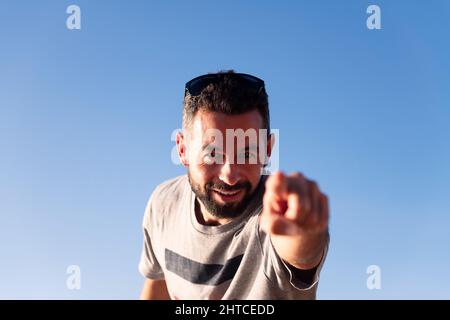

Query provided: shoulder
[143,175,189,224]
[150,175,189,205]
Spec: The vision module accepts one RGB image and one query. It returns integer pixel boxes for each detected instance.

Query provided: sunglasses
[185,73,265,97]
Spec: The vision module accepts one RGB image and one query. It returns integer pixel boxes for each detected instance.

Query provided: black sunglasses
[185,73,265,97]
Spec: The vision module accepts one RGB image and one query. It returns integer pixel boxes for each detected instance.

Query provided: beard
[188,172,256,219]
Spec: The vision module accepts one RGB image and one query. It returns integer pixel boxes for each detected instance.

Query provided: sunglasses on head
[184,73,265,97]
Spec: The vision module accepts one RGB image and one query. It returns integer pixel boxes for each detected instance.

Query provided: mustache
[206,181,251,192]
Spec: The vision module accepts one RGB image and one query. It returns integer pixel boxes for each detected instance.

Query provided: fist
[260,171,329,237]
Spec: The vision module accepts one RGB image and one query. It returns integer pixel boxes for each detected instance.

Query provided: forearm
[271,229,329,270]
[140,279,171,300]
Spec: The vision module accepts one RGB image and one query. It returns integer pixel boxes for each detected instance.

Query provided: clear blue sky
[1,0,449,299]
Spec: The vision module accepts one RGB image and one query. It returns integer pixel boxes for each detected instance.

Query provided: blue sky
[0,0,449,299]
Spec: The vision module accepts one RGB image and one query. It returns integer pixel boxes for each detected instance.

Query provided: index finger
[265,171,288,198]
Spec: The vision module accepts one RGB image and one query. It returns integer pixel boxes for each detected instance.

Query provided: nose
[218,160,240,186]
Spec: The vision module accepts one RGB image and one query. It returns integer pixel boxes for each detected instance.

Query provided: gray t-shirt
[139,174,328,300]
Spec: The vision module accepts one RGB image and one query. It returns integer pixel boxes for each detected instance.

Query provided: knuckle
[290,172,303,179]
[308,179,319,190]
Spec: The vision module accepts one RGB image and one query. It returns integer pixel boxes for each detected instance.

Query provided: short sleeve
[138,194,165,280]
[268,234,329,291]
[258,222,329,292]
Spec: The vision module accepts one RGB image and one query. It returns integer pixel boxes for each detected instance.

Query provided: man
[139,71,329,299]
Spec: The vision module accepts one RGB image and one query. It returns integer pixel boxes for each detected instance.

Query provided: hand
[260,171,329,237]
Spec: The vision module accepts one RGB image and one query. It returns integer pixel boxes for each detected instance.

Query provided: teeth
[215,190,239,196]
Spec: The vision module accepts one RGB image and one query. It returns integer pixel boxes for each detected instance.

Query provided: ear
[176,130,189,167]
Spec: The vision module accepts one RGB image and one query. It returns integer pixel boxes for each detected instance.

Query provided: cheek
[251,174,262,189]
[244,163,262,175]
[243,164,263,189]
[190,162,217,184]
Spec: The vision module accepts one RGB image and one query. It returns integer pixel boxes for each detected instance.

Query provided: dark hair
[183,70,270,133]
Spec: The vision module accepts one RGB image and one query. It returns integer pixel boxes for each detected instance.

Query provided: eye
[244,151,257,159]
[204,148,221,164]
[207,148,216,158]
[237,151,256,163]
[245,151,252,158]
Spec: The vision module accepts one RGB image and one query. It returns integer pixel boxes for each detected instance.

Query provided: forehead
[191,109,263,136]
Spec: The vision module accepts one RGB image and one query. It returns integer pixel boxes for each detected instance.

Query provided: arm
[260,171,330,270]
[140,279,171,300]
[271,227,329,270]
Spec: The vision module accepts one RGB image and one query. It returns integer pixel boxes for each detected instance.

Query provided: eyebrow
[238,143,258,151]
[201,143,216,152]
[243,144,258,151]
[201,143,258,152]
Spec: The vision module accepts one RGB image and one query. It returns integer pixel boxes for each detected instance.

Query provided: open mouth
[212,189,243,202]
